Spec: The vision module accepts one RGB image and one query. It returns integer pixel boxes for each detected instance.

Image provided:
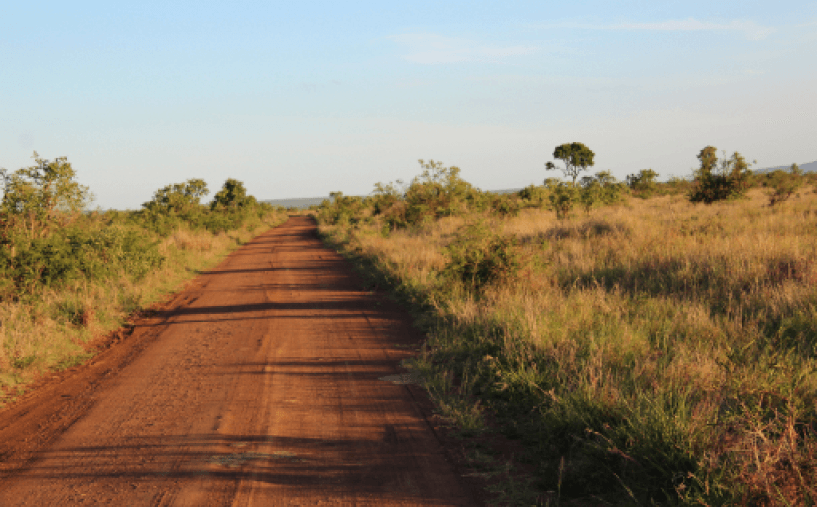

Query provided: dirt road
[0,216,475,506]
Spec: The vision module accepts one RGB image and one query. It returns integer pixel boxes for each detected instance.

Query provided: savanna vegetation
[0,153,285,397]
[316,147,817,505]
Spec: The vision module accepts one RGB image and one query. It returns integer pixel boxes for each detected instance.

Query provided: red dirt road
[0,217,475,506]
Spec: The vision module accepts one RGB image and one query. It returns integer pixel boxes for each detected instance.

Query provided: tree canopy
[211,178,255,209]
[546,142,596,184]
[142,178,209,214]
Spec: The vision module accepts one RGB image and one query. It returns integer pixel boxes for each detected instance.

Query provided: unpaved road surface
[0,217,475,506]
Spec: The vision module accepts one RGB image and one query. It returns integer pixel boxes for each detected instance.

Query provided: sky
[1,1,816,209]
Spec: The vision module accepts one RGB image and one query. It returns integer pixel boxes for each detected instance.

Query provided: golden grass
[320,189,817,504]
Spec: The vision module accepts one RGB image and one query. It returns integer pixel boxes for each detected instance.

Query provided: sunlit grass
[319,188,817,504]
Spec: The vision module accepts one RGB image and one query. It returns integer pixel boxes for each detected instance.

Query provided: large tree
[546,142,596,184]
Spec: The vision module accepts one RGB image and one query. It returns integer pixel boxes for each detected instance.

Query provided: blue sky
[2,1,815,209]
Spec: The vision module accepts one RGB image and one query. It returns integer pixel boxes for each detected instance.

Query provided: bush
[443,222,520,289]
[763,164,803,206]
[517,185,549,209]
[318,192,365,226]
[0,224,163,295]
[579,171,626,211]
[490,194,521,217]
[689,147,752,204]
[548,182,580,219]
[404,160,473,225]
[626,169,659,198]
[1,163,275,300]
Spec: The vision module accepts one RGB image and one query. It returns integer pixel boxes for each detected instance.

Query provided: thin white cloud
[388,33,538,64]
[541,18,775,41]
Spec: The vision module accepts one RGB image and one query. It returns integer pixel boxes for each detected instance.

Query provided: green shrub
[517,185,549,208]
[579,171,626,212]
[626,169,660,198]
[317,192,365,226]
[490,194,521,217]
[689,146,752,204]
[548,182,580,219]
[0,224,164,295]
[763,164,803,206]
[404,159,474,225]
[443,222,520,289]
[0,163,273,301]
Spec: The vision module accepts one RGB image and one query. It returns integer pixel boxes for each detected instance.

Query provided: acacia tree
[546,142,596,184]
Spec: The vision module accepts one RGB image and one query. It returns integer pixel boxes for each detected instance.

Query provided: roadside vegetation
[316,147,817,505]
[0,153,285,399]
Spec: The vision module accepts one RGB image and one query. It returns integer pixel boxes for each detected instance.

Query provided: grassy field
[318,188,817,505]
[0,210,287,401]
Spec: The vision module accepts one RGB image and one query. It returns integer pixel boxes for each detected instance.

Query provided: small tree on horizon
[546,142,596,184]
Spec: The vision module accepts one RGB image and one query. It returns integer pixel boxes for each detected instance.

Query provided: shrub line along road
[0,216,475,506]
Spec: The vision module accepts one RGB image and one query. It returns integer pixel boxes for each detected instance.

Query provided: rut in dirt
[0,216,476,506]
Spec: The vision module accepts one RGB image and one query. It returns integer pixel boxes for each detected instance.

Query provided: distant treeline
[315,144,813,230]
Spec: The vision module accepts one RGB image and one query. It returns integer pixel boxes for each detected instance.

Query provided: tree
[142,178,209,214]
[688,147,753,204]
[546,142,596,184]
[211,178,253,210]
[1,152,92,238]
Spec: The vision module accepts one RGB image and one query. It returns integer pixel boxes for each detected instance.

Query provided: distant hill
[754,161,817,174]
[262,196,331,209]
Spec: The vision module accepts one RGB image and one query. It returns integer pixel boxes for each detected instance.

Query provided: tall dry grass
[320,189,817,504]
